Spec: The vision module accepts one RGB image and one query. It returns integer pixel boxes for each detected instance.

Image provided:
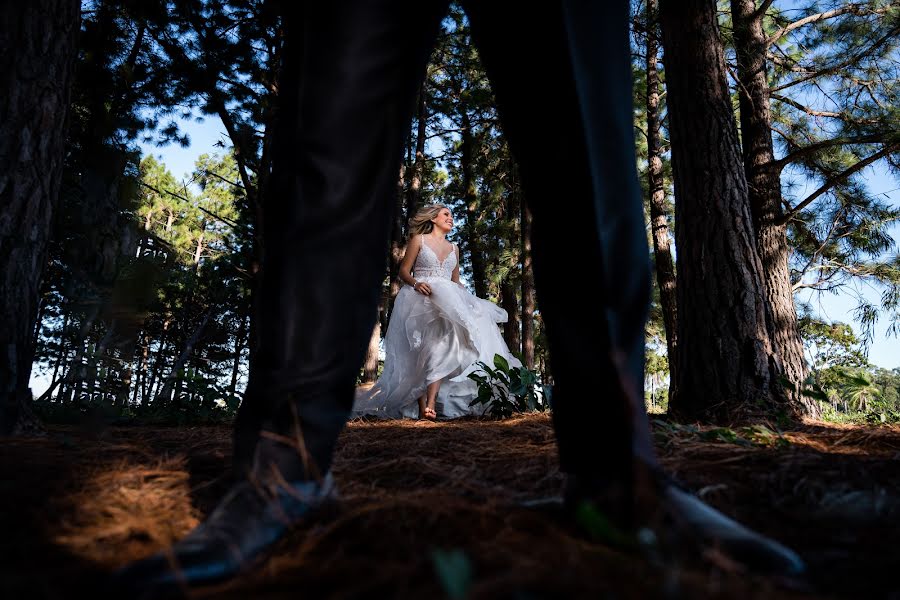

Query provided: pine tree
[0,0,80,434]
[660,0,787,421]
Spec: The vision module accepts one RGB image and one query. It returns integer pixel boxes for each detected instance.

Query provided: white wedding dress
[353,234,522,419]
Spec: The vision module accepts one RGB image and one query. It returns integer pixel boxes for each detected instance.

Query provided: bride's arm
[399,236,427,293]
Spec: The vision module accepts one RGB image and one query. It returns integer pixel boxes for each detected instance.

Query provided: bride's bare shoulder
[400,234,423,269]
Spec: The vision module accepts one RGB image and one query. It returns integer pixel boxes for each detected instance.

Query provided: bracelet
[412,280,420,290]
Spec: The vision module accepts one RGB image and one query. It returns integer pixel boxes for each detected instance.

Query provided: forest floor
[1,413,899,599]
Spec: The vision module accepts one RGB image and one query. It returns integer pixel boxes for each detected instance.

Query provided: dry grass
[1,414,898,598]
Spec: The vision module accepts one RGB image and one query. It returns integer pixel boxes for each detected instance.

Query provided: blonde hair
[408,204,450,237]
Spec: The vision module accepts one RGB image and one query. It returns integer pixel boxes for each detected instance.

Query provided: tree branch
[209,101,256,200]
[770,93,842,117]
[780,144,900,223]
[770,25,900,92]
[752,0,777,20]
[767,51,812,74]
[201,169,245,191]
[138,180,243,231]
[792,208,845,286]
[148,21,259,206]
[771,133,891,171]
[767,4,891,45]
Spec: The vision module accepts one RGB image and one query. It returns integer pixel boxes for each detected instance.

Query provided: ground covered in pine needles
[1,413,898,599]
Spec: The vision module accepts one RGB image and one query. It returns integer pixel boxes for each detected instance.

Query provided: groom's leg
[235,0,449,482]
[448,9,805,576]
[463,1,655,485]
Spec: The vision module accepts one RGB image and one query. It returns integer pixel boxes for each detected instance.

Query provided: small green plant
[467,353,547,418]
[651,419,790,448]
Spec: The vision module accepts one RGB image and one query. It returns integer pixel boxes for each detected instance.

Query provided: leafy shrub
[467,354,549,418]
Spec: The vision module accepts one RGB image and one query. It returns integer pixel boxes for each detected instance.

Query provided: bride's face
[431,208,454,233]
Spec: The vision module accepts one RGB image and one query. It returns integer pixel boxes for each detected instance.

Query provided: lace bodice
[414,234,456,280]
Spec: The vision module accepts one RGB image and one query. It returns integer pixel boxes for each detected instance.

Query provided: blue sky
[138,112,899,370]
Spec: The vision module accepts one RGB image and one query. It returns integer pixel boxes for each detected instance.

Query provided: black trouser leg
[463,0,655,482]
[234,1,449,481]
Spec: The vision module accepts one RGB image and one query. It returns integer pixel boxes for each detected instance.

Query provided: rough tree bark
[731,0,813,417]
[0,0,80,434]
[645,0,678,395]
[660,0,785,422]
[501,177,522,356]
[367,160,408,383]
[362,314,381,384]
[500,281,521,355]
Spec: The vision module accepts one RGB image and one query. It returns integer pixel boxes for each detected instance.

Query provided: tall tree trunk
[32,295,49,355]
[362,313,381,384]
[731,0,812,416]
[172,376,184,411]
[387,162,407,320]
[83,344,98,405]
[70,344,87,407]
[154,311,212,406]
[520,204,536,370]
[144,319,170,408]
[537,313,552,385]
[57,307,99,405]
[646,0,678,396]
[0,0,80,434]
[131,341,143,407]
[188,346,205,409]
[500,281,521,356]
[115,365,132,408]
[461,112,488,298]
[405,87,428,227]
[228,313,247,402]
[501,170,522,359]
[660,0,784,422]
[145,343,166,407]
[49,311,70,392]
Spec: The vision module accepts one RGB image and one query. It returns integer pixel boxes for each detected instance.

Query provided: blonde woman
[354,204,521,420]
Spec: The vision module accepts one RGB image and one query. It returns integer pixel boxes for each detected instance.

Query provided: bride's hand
[413,281,432,295]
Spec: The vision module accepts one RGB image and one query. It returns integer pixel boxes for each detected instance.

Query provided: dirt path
[1,415,898,598]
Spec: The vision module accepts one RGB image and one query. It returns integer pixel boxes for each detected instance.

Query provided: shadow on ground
[1,414,898,598]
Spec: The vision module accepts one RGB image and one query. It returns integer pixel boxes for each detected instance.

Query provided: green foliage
[29,1,897,430]
[467,354,548,418]
[652,420,791,449]
[837,368,883,412]
[810,365,900,424]
[645,346,670,413]
[799,315,868,371]
[764,0,900,342]
[795,314,900,422]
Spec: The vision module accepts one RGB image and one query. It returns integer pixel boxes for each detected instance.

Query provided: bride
[353,204,522,420]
